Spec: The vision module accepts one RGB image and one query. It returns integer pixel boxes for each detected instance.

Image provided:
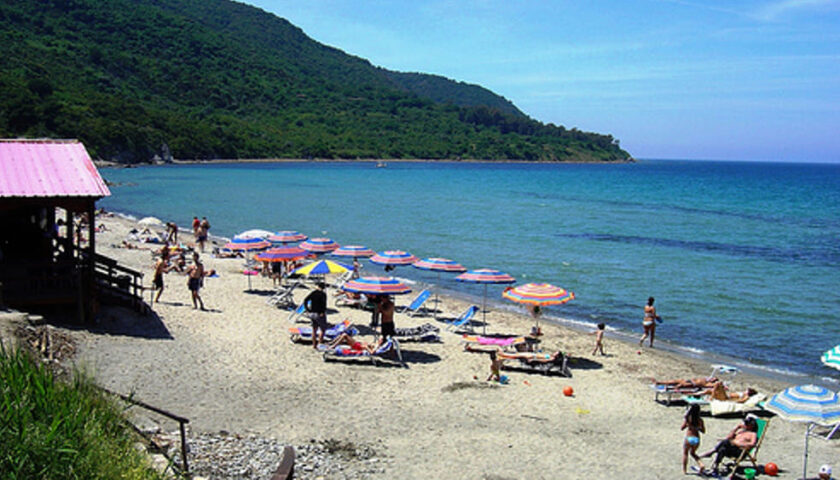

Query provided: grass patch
[0,343,165,480]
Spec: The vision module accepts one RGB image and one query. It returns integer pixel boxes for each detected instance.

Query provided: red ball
[563,386,574,397]
[764,462,778,476]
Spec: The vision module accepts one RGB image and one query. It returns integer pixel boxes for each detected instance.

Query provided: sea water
[100,160,840,382]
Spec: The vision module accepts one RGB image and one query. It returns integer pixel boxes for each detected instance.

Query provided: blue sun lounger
[289,319,357,344]
[322,337,405,367]
[446,305,479,333]
[402,289,432,317]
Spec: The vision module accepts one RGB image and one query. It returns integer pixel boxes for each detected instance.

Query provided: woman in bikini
[639,296,660,347]
[327,333,381,354]
[681,404,706,474]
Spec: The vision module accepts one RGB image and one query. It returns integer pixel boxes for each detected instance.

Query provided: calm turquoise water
[100,160,840,380]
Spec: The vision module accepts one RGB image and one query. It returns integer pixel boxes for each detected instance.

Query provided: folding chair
[728,418,769,479]
[287,303,307,323]
[445,305,479,333]
[402,289,432,317]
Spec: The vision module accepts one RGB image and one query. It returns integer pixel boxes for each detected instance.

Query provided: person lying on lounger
[652,376,719,389]
[700,383,758,402]
[327,333,383,354]
[497,350,563,363]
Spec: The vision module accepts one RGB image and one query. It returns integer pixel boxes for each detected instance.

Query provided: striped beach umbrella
[502,283,575,334]
[224,237,271,251]
[292,259,352,276]
[254,246,307,262]
[821,345,840,371]
[456,269,516,334]
[235,229,273,240]
[413,258,466,319]
[369,250,418,266]
[268,230,308,244]
[300,237,339,254]
[766,384,840,479]
[332,245,375,258]
[341,276,412,295]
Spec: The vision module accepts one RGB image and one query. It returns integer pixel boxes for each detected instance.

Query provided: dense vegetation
[0,344,164,479]
[0,0,631,163]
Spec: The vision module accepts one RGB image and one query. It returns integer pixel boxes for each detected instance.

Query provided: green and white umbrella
[821,345,840,371]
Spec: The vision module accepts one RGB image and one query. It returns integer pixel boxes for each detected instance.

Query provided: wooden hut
[0,139,144,321]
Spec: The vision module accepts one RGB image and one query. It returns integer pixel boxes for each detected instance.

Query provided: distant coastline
[96,157,636,168]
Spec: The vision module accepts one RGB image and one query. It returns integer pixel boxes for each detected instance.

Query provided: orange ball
[764,462,778,476]
[563,386,574,397]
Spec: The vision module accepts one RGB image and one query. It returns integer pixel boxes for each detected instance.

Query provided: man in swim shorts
[303,282,328,348]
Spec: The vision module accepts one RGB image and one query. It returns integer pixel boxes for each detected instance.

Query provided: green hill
[0,0,632,163]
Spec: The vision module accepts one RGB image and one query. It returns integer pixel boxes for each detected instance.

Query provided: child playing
[681,404,706,474]
[487,350,503,382]
[591,323,606,355]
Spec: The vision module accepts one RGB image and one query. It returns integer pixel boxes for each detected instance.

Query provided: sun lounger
[462,334,532,353]
[393,323,440,342]
[401,289,432,317]
[322,337,405,367]
[500,352,571,377]
[445,305,479,333]
[650,384,704,405]
[289,319,357,344]
[267,280,301,309]
[708,393,766,416]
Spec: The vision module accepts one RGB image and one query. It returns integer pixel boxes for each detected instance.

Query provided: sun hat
[820,464,832,475]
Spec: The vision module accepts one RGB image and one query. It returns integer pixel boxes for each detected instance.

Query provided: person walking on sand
[186,252,206,310]
[487,350,503,382]
[592,323,606,355]
[303,282,328,349]
[152,252,174,305]
[639,296,661,347]
[681,404,706,474]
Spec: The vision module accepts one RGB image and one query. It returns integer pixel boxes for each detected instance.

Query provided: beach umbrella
[255,246,307,262]
[413,258,467,319]
[224,237,271,251]
[502,283,575,334]
[292,259,352,277]
[821,345,840,371]
[341,276,412,296]
[766,384,840,479]
[138,216,163,227]
[300,237,339,254]
[268,230,308,244]
[369,250,418,266]
[332,245,375,258]
[235,229,273,240]
[456,269,516,334]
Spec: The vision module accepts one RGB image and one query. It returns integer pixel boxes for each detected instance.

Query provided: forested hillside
[0,0,631,163]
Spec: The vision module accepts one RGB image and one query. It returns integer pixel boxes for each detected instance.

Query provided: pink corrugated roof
[0,139,110,198]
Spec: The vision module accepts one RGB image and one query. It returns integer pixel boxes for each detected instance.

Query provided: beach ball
[764,462,778,476]
[563,386,574,397]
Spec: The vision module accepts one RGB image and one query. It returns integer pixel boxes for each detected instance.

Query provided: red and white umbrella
[341,276,412,295]
[502,283,575,334]
[369,250,418,266]
[412,258,467,319]
[268,230,308,244]
[300,237,339,254]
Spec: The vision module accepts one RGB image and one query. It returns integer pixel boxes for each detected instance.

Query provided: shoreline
[56,211,834,478]
[110,208,831,388]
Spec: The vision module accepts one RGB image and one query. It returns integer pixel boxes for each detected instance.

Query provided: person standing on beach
[639,296,661,347]
[378,296,396,339]
[681,404,706,474]
[303,282,328,348]
[197,217,210,252]
[591,323,606,355]
[152,251,174,305]
[165,222,178,244]
[186,252,206,310]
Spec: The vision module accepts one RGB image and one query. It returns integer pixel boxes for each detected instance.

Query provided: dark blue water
[100,160,840,379]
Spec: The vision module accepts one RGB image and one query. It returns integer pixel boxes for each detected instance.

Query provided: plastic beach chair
[403,289,431,317]
[445,305,479,333]
[287,302,306,323]
[322,337,406,367]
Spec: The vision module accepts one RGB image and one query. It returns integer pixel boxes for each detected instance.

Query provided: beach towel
[462,335,526,346]
[289,319,357,343]
[709,393,766,416]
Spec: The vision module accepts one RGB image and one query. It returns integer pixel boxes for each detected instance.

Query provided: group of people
[151,241,213,310]
[192,216,211,252]
[300,282,395,351]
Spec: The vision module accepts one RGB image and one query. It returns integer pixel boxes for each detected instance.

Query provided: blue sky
[245,0,840,162]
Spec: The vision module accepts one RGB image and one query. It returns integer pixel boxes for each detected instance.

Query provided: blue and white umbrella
[821,345,840,371]
[766,384,840,479]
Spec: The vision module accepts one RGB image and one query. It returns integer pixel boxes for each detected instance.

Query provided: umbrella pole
[482,284,488,336]
[434,272,441,320]
[804,423,812,480]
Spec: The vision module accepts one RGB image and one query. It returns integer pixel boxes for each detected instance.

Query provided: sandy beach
[53,213,837,479]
